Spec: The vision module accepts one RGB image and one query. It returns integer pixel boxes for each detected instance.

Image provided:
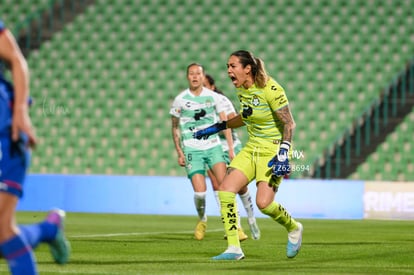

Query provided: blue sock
[0,234,37,275]
[19,221,58,249]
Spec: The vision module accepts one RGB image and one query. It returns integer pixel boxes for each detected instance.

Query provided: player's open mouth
[229,76,237,85]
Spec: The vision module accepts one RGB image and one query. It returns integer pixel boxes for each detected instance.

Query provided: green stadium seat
[10,0,410,177]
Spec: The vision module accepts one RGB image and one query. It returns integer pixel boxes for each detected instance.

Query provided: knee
[0,216,17,242]
[256,198,271,211]
[237,185,248,195]
[0,223,16,242]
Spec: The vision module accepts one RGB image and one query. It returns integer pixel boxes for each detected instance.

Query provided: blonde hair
[230,50,269,88]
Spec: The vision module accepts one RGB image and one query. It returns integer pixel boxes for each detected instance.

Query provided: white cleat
[286,222,303,258]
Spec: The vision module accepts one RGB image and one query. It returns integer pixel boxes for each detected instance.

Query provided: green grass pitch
[1,212,413,274]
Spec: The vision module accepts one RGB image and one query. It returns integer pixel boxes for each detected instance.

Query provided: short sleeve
[266,79,289,111]
[169,96,181,117]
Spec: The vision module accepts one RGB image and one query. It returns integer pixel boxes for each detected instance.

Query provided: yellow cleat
[194,221,207,240]
[238,227,248,242]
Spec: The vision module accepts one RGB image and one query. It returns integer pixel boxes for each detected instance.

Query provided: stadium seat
[9,0,409,177]
[353,106,414,181]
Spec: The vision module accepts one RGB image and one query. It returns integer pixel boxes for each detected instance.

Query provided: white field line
[70,228,223,238]
[0,229,226,274]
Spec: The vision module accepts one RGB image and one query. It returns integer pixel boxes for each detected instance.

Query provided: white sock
[235,201,242,228]
[194,192,207,222]
[239,190,256,223]
[214,191,221,210]
[288,222,303,243]
[225,245,243,254]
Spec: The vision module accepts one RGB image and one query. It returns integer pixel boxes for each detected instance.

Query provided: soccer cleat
[286,222,303,258]
[46,209,71,264]
[212,252,245,260]
[212,246,245,260]
[194,220,207,240]
[248,219,261,240]
[238,227,248,242]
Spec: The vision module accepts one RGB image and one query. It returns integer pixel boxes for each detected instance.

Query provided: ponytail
[254,57,268,88]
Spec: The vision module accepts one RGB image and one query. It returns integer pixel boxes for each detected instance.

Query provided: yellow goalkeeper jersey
[236,77,289,146]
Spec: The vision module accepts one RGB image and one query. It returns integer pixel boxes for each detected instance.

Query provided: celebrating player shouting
[194,50,303,260]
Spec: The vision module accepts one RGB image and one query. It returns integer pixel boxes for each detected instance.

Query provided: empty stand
[7,0,410,177]
[351,107,414,181]
[2,0,51,31]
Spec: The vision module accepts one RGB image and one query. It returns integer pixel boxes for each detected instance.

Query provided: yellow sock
[218,191,240,248]
[261,201,298,232]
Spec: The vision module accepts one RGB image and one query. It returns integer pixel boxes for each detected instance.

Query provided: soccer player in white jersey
[204,74,260,241]
[170,63,234,240]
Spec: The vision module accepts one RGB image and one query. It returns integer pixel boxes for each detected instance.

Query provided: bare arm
[0,29,36,146]
[225,114,245,129]
[219,111,234,159]
[171,116,185,167]
[274,105,296,143]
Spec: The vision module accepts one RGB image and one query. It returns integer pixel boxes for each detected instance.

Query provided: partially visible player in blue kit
[0,20,70,274]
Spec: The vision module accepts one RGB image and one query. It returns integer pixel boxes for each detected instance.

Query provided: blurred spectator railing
[307,58,414,179]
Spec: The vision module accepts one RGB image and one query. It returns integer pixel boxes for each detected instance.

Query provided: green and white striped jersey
[170,87,226,150]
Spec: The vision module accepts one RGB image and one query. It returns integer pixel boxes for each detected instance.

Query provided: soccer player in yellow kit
[204,74,260,241]
[194,50,303,260]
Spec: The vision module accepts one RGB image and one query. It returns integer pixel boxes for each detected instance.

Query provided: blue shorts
[0,136,30,198]
[0,78,13,132]
[0,83,30,198]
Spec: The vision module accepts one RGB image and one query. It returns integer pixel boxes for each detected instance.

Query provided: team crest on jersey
[205,100,212,108]
[252,95,260,106]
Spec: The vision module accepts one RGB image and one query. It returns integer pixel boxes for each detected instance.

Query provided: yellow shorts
[229,141,283,188]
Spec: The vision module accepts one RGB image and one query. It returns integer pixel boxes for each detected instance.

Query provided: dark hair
[230,50,268,88]
[205,74,215,86]
[186,63,205,75]
[204,74,224,95]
